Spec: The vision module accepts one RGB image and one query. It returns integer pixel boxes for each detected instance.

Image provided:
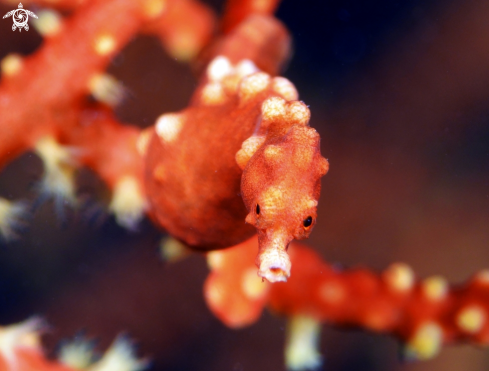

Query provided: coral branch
[205,236,270,328]
[221,0,281,34]
[142,0,216,61]
[0,0,214,170]
[0,0,144,166]
[60,107,146,227]
[198,14,291,76]
[204,236,489,361]
[0,0,207,228]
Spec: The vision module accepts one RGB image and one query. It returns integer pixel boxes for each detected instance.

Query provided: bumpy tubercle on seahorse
[144,15,329,283]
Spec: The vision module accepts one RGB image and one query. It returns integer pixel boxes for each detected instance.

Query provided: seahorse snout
[256,228,293,282]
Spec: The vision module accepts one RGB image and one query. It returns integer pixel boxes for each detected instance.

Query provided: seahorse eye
[256,204,260,215]
[303,216,313,228]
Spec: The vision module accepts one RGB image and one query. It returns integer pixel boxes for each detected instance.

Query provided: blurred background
[1,0,489,370]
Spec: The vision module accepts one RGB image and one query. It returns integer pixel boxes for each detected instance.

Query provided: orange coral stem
[220,0,282,34]
[271,243,489,346]
[60,106,143,190]
[0,0,143,165]
[204,236,489,357]
[0,0,214,168]
[198,14,291,76]
[142,0,216,61]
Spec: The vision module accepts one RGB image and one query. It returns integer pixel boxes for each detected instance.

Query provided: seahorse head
[240,125,329,282]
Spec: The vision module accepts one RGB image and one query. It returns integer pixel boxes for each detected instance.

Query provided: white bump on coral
[59,338,95,369]
[167,32,201,61]
[207,56,233,82]
[33,9,62,36]
[285,315,323,371]
[201,81,226,105]
[88,336,147,371]
[88,73,124,107]
[422,276,448,301]
[0,198,27,241]
[94,34,117,56]
[383,262,415,292]
[474,269,489,285]
[34,136,77,205]
[155,113,184,143]
[241,267,269,300]
[160,236,190,263]
[1,54,22,77]
[143,0,167,18]
[207,251,225,270]
[404,322,443,361]
[205,280,224,307]
[218,59,260,95]
[319,281,346,305]
[456,305,486,334]
[272,77,298,101]
[109,176,147,230]
[136,128,152,156]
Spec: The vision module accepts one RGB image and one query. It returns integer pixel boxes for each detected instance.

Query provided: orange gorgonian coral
[0,0,488,370]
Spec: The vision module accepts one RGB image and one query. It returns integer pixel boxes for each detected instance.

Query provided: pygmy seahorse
[144,56,328,282]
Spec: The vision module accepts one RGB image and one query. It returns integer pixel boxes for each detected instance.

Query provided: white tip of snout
[257,248,291,283]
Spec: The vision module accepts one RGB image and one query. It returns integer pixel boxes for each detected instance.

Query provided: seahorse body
[144,56,328,281]
[240,115,329,282]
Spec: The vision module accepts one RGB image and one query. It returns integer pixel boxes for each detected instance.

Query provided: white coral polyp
[0,198,27,240]
[34,136,78,206]
[89,336,147,371]
[109,176,147,230]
